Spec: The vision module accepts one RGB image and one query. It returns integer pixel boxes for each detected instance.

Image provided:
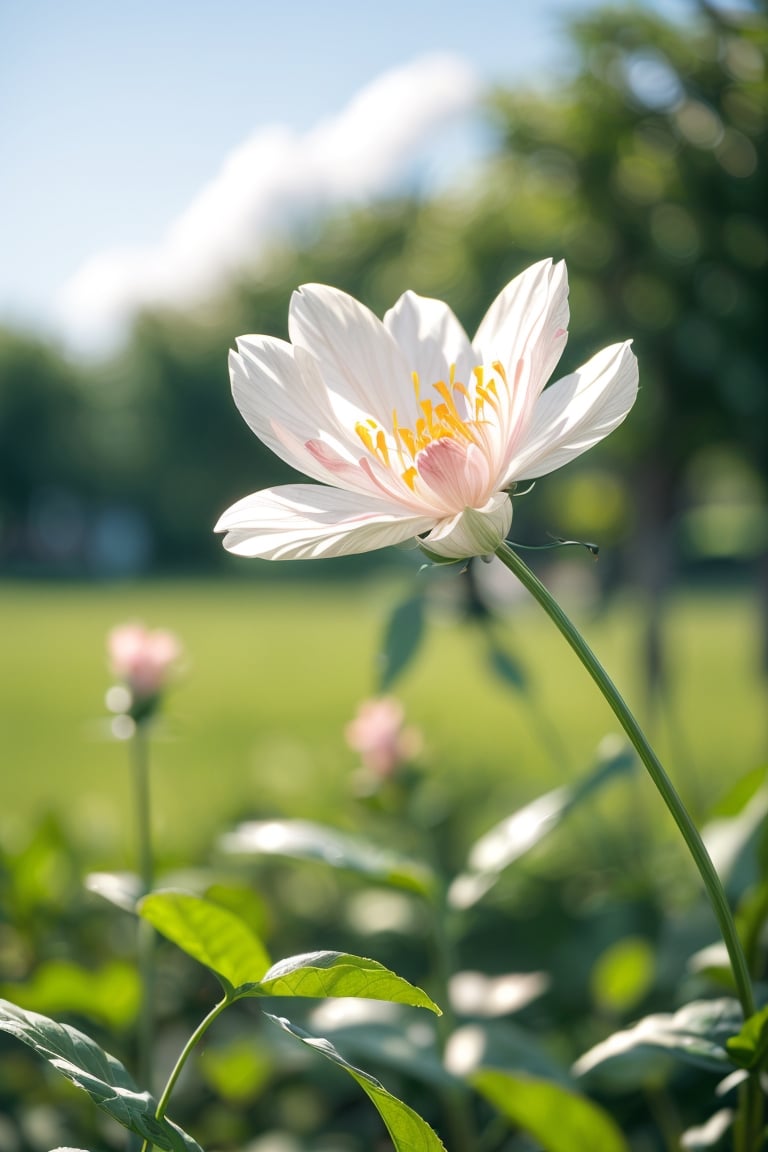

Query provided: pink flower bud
[107,622,181,702]
[345,697,421,779]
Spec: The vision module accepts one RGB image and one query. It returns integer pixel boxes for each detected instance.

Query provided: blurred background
[1,0,767,856]
[3,4,768,1149]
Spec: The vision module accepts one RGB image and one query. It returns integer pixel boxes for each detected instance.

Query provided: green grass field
[1,572,765,869]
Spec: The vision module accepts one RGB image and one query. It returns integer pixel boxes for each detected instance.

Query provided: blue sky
[2,0,689,352]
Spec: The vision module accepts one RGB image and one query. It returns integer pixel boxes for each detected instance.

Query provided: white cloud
[56,54,480,352]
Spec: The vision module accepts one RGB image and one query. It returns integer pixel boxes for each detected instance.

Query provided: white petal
[231,337,382,497]
[288,284,414,426]
[215,484,435,561]
[383,291,478,391]
[502,341,639,482]
[422,493,512,559]
[474,258,569,392]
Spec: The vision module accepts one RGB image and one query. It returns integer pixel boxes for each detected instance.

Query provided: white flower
[215,259,638,561]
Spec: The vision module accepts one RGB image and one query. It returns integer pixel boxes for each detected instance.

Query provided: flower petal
[215,484,435,561]
[288,284,414,426]
[474,258,569,392]
[501,341,639,482]
[383,291,478,390]
[421,493,512,559]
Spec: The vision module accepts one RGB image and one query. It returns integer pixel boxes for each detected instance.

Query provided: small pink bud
[107,622,181,703]
[345,697,422,779]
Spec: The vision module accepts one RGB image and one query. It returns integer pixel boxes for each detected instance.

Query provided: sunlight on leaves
[220,818,436,896]
[240,951,441,1014]
[138,891,271,994]
[574,998,743,1087]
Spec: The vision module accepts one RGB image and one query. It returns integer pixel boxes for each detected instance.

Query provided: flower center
[355,364,506,492]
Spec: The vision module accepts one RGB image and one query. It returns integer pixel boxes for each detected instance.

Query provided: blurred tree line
[1,2,766,589]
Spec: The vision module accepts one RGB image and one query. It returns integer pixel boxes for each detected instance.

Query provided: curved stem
[494,542,755,1020]
[155,996,230,1120]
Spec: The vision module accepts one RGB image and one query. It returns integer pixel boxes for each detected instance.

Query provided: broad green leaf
[449,740,635,908]
[1,959,140,1030]
[725,1003,768,1069]
[0,1000,201,1151]
[221,819,435,896]
[574,998,743,1087]
[266,1014,447,1152]
[378,594,425,691]
[139,892,271,994]
[472,1068,630,1152]
[239,951,440,1014]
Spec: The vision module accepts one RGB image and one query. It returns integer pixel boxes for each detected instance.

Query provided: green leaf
[486,640,527,692]
[703,781,768,899]
[725,1004,768,1069]
[221,818,435,896]
[1,959,140,1030]
[574,998,743,1087]
[472,1068,630,1152]
[0,999,201,1151]
[239,951,441,1014]
[138,892,271,994]
[450,740,636,908]
[378,594,425,691]
[266,1014,447,1152]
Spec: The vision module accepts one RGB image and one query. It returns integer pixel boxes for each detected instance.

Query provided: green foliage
[266,1014,448,1152]
[222,818,436,896]
[574,998,744,1085]
[139,891,272,993]
[0,1000,201,1151]
[472,1067,630,1152]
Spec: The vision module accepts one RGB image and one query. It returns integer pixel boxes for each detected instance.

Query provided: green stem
[497,543,766,1148]
[494,543,755,1019]
[131,723,155,1092]
[154,996,230,1121]
[140,996,230,1152]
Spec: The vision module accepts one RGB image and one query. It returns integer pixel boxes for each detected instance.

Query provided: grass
[1,569,765,870]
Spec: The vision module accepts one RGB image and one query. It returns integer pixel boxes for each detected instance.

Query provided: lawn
[1,568,764,870]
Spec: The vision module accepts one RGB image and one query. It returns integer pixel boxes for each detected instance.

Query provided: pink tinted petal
[417,439,492,510]
[383,291,478,395]
[288,284,413,426]
[501,341,639,482]
[215,484,435,561]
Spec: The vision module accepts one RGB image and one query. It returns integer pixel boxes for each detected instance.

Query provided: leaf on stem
[220,818,435,896]
[138,892,271,995]
[0,999,202,1151]
[472,1068,630,1152]
[378,593,426,691]
[266,1014,448,1152]
[449,739,635,908]
[573,998,743,1087]
[725,1003,768,1069]
[239,951,441,1014]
